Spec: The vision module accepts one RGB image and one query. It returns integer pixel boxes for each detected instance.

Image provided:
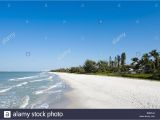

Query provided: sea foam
[39,103,49,109]
[0,82,28,93]
[16,82,28,87]
[0,87,13,93]
[19,95,30,108]
[9,75,38,81]
[34,82,62,95]
[29,79,46,83]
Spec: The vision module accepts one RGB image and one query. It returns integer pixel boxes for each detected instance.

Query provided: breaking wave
[9,75,39,81]
[34,82,62,95]
[0,87,13,93]
[0,82,28,93]
[16,82,28,87]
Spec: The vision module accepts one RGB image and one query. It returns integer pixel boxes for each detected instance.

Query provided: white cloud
[57,49,71,61]
[112,32,126,45]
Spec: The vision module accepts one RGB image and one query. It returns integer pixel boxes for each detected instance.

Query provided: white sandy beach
[53,72,160,108]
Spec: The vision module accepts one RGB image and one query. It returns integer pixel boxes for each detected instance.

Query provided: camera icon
[4,111,11,118]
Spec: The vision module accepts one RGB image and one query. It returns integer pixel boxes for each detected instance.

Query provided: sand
[53,72,160,108]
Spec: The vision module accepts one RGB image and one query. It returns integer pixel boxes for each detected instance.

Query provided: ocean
[0,72,68,108]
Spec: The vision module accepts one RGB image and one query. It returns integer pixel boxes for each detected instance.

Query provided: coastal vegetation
[51,49,160,80]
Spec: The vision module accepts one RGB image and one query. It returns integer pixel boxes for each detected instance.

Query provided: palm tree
[120,52,126,72]
[131,57,141,73]
[121,52,126,66]
[117,55,121,68]
[114,56,118,67]
[109,56,112,68]
[141,53,153,73]
[149,50,159,70]
[142,53,149,63]
[131,57,139,65]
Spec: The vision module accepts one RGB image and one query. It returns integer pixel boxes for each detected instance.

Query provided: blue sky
[0,1,160,71]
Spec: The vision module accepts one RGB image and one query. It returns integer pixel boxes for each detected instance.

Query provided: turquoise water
[0,72,68,108]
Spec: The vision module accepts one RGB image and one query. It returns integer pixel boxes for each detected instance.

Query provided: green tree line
[51,50,160,80]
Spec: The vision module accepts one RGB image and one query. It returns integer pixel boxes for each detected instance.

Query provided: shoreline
[53,72,160,108]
